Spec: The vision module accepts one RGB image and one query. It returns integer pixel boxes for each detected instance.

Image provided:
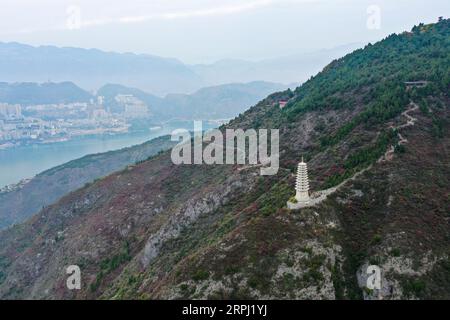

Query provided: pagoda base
[287,200,314,210]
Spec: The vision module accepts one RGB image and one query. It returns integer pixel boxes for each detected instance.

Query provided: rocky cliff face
[0,19,448,300]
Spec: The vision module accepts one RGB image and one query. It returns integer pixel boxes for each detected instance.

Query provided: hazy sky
[0,0,448,63]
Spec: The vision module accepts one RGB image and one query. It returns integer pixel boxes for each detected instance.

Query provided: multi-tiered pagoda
[295,157,310,203]
[287,157,312,209]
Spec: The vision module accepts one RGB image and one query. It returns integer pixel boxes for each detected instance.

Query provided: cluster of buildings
[0,94,151,149]
[0,103,22,119]
[115,94,150,119]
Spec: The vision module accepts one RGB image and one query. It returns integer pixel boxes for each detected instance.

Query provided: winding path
[304,101,420,207]
[378,101,418,163]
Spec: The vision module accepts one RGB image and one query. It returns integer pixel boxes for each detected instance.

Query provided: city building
[0,103,22,119]
[115,94,149,118]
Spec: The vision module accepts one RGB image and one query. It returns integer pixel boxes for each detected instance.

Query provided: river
[0,120,219,189]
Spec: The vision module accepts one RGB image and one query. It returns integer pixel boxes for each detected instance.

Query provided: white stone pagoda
[295,157,311,202]
[287,157,312,209]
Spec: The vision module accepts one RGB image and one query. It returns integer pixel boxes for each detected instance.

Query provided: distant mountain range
[0,80,293,120]
[0,42,202,96]
[0,81,92,104]
[98,81,292,120]
[0,42,361,96]
[191,43,363,86]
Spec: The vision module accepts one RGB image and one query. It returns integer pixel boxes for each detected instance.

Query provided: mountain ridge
[98,81,292,120]
[191,43,363,86]
[0,81,93,104]
[0,42,203,96]
[0,80,289,120]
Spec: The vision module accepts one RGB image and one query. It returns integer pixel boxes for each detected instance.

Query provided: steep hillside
[0,135,175,230]
[0,20,448,300]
